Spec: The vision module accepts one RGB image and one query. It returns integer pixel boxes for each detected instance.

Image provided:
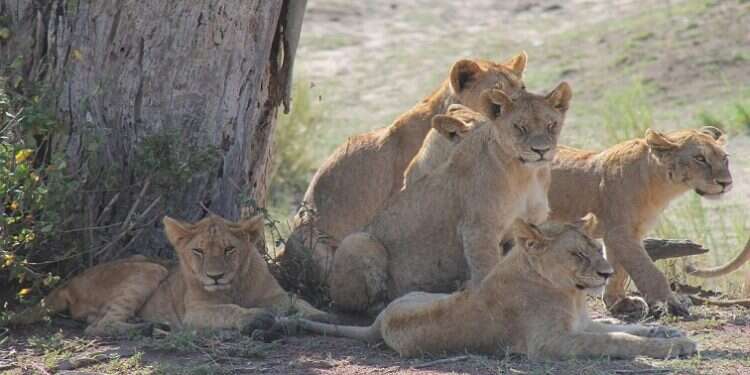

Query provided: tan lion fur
[278,54,529,289]
[284,216,696,360]
[10,215,333,336]
[327,83,572,313]
[548,127,732,315]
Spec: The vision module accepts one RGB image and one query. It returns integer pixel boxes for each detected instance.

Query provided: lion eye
[192,248,204,257]
[224,246,236,256]
[694,155,707,164]
[546,121,557,133]
[514,123,527,135]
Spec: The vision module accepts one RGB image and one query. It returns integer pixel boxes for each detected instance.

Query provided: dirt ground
[2,0,750,374]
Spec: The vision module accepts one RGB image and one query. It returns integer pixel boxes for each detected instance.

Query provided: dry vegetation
[2,0,749,374]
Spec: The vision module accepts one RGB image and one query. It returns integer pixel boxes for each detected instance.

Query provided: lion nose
[597,271,613,280]
[715,178,732,190]
[531,145,550,158]
[207,272,225,283]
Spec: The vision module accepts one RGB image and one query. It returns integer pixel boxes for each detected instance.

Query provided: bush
[0,79,73,317]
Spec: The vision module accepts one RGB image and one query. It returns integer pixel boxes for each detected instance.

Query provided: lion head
[512,214,613,295]
[645,126,732,200]
[163,214,264,292]
[475,82,572,165]
[447,52,528,109]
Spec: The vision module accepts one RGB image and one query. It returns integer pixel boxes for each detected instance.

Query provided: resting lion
[284,216,697,360]
[403,103,551,227]
[549,127,732,316]
[278,54,529,289]
[10,215,334,336]
[329,82,572,313]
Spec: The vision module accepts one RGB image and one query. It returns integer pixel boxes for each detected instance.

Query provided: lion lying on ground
[277,54,529,291]
[549,127,732,316]
[10,215,334,336]
[284,216,697,360]
[329,83,572,313]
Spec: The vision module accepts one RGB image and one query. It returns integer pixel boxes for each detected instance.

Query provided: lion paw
[608,296,649,321]
[644,325,685,338]
[239,310,276,335]
[664,337,697,358]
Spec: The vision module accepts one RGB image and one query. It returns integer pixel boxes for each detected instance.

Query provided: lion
[9,215,334,336]
[403,103,551,227]
[278,53,529,290]
[328,83,572,313]
[548,127,732,316]
[686,238,750,298]
[282,216,697,360]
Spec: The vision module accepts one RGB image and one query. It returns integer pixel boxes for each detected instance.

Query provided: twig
[96,192,121,225]
[411,355,470,369]
[121,178,151,231]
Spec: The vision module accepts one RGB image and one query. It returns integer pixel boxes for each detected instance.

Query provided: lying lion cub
[10,215,334,336]
[329,83,572,313]
[549,127,732,316]
[285,216,697,360]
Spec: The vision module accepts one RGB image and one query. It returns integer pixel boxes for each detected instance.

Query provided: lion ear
[232,215,265,238]
[163,216,194,246]
[699,126,727,146]
[503,51,528,78]
[545,82,572,113]
[479,89,513,120]
[449,59,482,94]
[574,213,599,238]
[512,219,546,254]
[645,129,679,152]
[431,114,470,143]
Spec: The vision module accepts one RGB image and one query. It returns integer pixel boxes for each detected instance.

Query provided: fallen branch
[688,295,750,308]
[411,355,470,369]
[643,238,708,261]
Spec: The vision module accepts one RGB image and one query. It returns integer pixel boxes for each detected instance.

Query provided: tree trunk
[0,0,304,261]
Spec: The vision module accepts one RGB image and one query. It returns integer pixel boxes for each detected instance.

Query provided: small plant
[599,80,654,143]
[268,79,323,219]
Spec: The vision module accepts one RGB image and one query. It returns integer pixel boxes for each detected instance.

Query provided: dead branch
[643,238,708,261]
[688,295,750,308]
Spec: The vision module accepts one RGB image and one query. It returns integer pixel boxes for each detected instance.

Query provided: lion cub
[10,215,333,336]
[329,83,572,313]
[285,216,697,360]
[549,127,732,316]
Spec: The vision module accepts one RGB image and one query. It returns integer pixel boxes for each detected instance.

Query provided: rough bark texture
[0,0,301,260]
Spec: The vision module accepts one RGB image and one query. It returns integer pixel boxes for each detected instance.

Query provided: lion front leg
[603,230,689,317]
[329,232,389,314]
[529,331,697,360]
[587,320,685,338]
[460,223,503,287]
[183,304,275,332]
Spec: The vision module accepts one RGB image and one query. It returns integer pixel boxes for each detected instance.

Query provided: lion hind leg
[329,232,388,313]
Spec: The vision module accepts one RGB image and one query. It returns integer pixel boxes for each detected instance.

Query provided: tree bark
[0,0,303,261]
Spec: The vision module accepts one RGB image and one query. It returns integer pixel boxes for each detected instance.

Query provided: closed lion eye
[547,121,557,133]
[514,123,527,135]
[224,246,236,256]
[192,248,204,257]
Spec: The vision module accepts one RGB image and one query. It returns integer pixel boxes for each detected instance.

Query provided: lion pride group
[14,53,746,361]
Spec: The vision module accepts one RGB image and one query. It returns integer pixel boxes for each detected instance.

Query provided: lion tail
[283,317,382,343]
[686,237,750,278]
